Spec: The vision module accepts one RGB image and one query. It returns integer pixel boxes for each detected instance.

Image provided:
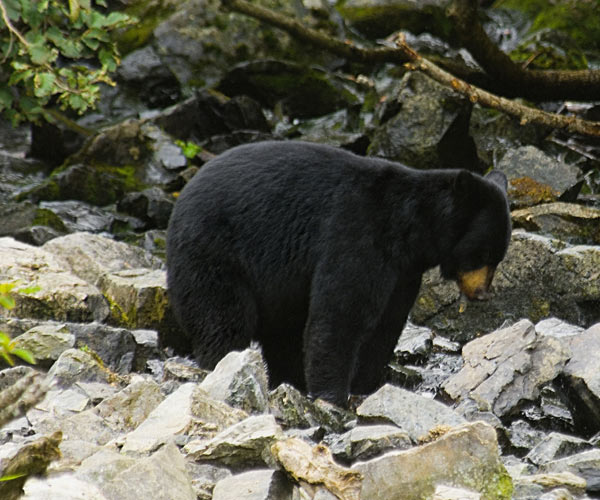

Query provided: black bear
[166,140,511,407]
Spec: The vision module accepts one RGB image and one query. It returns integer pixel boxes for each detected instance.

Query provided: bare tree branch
[448,0,600,101]
[221,0,600,137]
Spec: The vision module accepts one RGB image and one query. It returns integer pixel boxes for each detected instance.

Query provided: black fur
[166,140,511,407]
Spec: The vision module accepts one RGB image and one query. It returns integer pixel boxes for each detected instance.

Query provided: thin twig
[0,0,30,48]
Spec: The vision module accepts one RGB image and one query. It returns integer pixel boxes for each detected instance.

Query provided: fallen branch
[221,0,600,137]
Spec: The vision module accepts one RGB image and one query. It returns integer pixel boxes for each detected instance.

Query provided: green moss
[117,0,177,54]
[495,0,600,53]
[32,208,67,232]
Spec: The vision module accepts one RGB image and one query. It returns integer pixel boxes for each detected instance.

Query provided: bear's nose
[457,266,495,301]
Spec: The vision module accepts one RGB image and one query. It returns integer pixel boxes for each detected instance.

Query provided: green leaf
[34,72,57,98]
[11,348,36,365]
[0,295,15,310]
[68,0,80,22]
[28,43,58,65]
[0,349,15,366]
[0,332,11,344]
[0,86,13,111]
[0,473,28,482]
[18,285,41,295]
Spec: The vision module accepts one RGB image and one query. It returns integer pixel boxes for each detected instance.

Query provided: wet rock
[152,90,270,145]
[40,201,116,234]
[325,424,411,462]
[43,232,163,286]
[368,71,478,170]
[442,320,570,417]
[512,202,600,244]
[212,469,293,500]
[356,384,465,441]
[526,432,592,466]
[0,201,66,244]
[561,323,600,436]
[218,60,360,119]
[117,187,174,230]
[118,45,182,109]
[413,231,600,341]
[498,146,582,206]
[0,237,109,323]
[393,321,434,362]
[147,0,340,89]
[184,414,283,467]
[335,0,452,40]
[199,348,269,414]
[353,421,513,500]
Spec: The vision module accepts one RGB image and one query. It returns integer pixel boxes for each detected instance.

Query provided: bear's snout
[457,266,495,301]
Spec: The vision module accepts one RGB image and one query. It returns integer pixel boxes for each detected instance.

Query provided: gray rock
[536,318,584,339]
[199,348,269,414]
[40,200,116,234]
[46,348,113,388]
[212,469,293,500]
[353,421,512,500]
[512,202,600,244]
[540,449,600,492]
[562,323,600,433]
[413,231,600,341]
[43,232,163,286]
[526,432,592,466]
[12,323,74,365]
[0,237,109,323]
[79,442,195,500]
[326,424,411,462]
[22,473,108,499]
[506,420,545,452]
[95,377,164,433]
[497,146,581,205]
[184,414,283,467]
[187,463,232,500]
[442,320,570,417]
[393,321,433,360]
[121,382,196,454]
[433,485,481,500]
[356,384,466,441]
[511,471,587,500]
[368,71,477,170]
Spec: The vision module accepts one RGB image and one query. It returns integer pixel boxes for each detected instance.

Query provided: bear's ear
[484,170,508,193]
[453,170,477,199]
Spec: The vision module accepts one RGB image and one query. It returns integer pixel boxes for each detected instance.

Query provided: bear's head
[440,169,511,301]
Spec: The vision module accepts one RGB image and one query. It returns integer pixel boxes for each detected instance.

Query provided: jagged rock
[77,442,195,500]
[433,485,481,500]
[212,469,293,500]
[512,202,600,244]
[393,321,434,361]
[540,449,600,492]
[325,424,411,462]
[187,463,232,500]
[46,348,114,388]
[442,320,570,417]
[368,71,478,170]
[40,200,118,234]
[561,323,600,436]
[413,231,600,341]
[498,146,582,206]
[506,420,545,452]
[199,348,269,414]
[190,387,248,432]
[117,187,175,230]
[22,474,108,500]
[43,232,163,286]
[356,384,465,441]
[511,471,587,500]
[12,323,75,366]
[353,421,512,500]
[184,414,283,467]
[121,382,196,454]
[536,317,584,338]
[95,377,164,433]
[0,201,66,244]
[526,432,592,466]
[96,269,177,348]
[269,383,350,432]
[0,237,109,323]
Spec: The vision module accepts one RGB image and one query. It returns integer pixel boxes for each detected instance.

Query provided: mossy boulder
[335,0,454,40]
